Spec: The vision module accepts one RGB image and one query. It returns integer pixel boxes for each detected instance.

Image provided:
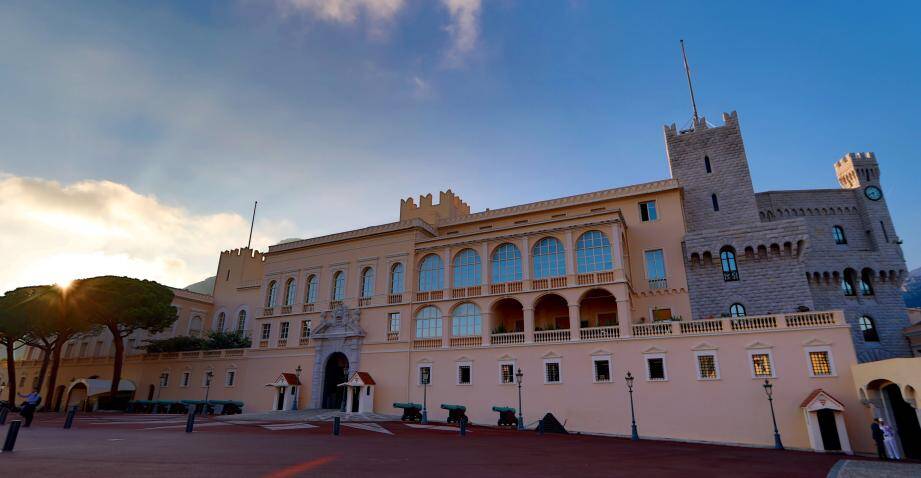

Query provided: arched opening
[490,298,523,334]
[322,352,349,409]
[534,294,569,331]
[579,289,618,328]
[66,383,88,411]
[883,384,921,458]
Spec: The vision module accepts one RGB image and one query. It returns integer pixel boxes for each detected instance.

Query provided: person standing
[871,418,887,460]
[18,389,41,427]
[881,419,902,460]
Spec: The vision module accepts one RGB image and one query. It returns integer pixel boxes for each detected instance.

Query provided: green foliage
[143,331,251,353]
[75,276,178,336]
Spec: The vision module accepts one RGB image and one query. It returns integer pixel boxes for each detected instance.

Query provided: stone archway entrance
[322,352,349,409]
[883,384,921,459]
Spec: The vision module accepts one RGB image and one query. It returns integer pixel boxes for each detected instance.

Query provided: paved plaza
[1,413,917,477]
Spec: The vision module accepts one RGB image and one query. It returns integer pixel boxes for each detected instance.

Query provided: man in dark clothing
[871,418,887,460]
[18,389,41,427]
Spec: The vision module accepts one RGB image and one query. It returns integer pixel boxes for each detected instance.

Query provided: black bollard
[459,417,467,436]
[2,420,22,452]
[0,407,8,425]
[333,416,340,436]
[538,419,544,435]
[63,406,77,429]
[185,407,195,433]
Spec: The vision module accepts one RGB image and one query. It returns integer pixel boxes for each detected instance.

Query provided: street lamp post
[515,368,524,431]
[340,365,350,412]
[762,379,784,450]
[421,368,429,424]
[156,373,167,400]
[625,371,638,441]
[293,365,302,411]
[203,371,214,415]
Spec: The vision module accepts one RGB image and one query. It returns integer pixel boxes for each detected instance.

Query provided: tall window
[215,312,226,332]
[261,323,271,340]
[859,316,879,342]
[189,316,203,337]
[301,320,312,339]
[750,353,773,378]
[452,303,481,336]
[729,303,746,317]
[832,226,847,245]
[452,249,482,287]
[544,360,561,384]
[388,312,401,334]
[390,263,405,294]
[500,363,516,384]
[360,267,375,298]
[305,275,318,304]
[646,356,666,381]
[457,363,472,385]
[419,365,432,385]
[532,237,566,279]
[418,254,444,292]
[237,310,247,332]
[860,269,874,296]
[593,358,612,382]
[491,243,522,283]
[332,271,346,301]
[720,247,739,281]
[225,369,237,387]
[415,306,443,338]
[265,281,278,307]
[704,155,712,173]
[639,201,658,222]
[841,269,857,296]
[284,278,296,306]
[279,321,290,339]
[711,194,720,212]
[644,249,666,288]
[575,231,613,273]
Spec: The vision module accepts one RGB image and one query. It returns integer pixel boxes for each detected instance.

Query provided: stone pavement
[216,408,399,422]
[828,460,921,478]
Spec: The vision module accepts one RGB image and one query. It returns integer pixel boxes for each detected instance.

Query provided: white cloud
[441,0,481,68]
[274,0,406,32]
[0,173,295,293]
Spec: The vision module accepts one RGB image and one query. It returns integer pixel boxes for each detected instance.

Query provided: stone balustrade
[534,329,571,343]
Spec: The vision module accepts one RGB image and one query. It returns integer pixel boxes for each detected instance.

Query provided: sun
[55,279,74,291]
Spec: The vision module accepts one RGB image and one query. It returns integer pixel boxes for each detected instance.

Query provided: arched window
[418,254,444,292]
[453,249,481,288]
[305,275,318,304]
[841,269,857,296]
[360,267,375,298]
[284,278,297,306]
[390,263,405,294]
[236,310,247,332]
[415,306,443,338]
[215,312,226,332]
[860,269,874,296]
[575,231,613,273]
[859,316,879,342]
[331,271,346,301]
[711,194,720,212]
[265,281,278,307]
[452,303,481,337]
[729,303,746,317]
[189,316,203,337]
[832,226,847,245]
[720,247,739,281]
[491,243,522,283]
[704,155,712,173]
[532,237,566,279]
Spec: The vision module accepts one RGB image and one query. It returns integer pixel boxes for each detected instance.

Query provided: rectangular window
[544,360,561,384]
[751,353,774,378]
[181,372,191,388]
[652,307,673,322]
[301,320,312,339]
[644,249,666,285]
[500,363,515,384]
[646,356,667,381]
[203,372,213,387]
[261,323,272,340]
[593,358,612,382]
[419,365,432,385]
[696,353,719,380]
[639,201,658,222]
[225,370,236,387]
[880,221,889,242]
[94,341,103,357]
[457,364,471,385]
[79,342,88,357]
[388,312,401,334]
[711,194,720,212]
[65,343,74,358]
[279,321,290,339]
[159,373,170,387]
[809,351,833,376]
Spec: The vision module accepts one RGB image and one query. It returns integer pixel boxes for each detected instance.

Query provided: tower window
[841,269,857,297]
[832,226,847,245]
[880,221,889,243]
[711,194,719,212]
[639,201,658,222]
[859,316,879,342]
[729,303,746,317]
[704,155,712,173]
[720,247,739,281]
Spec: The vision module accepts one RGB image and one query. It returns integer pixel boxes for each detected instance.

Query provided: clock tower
[834,151,902,257]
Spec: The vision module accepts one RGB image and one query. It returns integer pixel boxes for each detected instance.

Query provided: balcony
[451,286,482,299]
[576,271,617,286]
[415,290,444,302]
[450,336,483,348]
[387,332,399,342]
[259,340,269,348]
[489,281,523,295]
[388,293,403,304]
[262,307,275,317]
[412,338,442,349]
[330,300,343,309]
[580,325,619,341]
[490,331,525,346]
[277,339,288,348]
[280,305,293,314]
[358,297,373,307]
[302,303,315,313]
[534,329,570,343]
[530,276,568,291]
[648,278,668,290]
[299,337,311,346]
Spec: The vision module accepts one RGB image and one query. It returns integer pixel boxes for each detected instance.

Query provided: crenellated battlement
[835,152,879,189]
[399,189,471,224]
[663,111,738,138]
[220,247,266,262]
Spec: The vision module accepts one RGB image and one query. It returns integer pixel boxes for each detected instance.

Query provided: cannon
[440,404,467,424]
[491,406,518,427]
[393,402,423,421]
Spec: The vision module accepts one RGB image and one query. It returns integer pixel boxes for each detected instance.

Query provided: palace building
[5,110,920,457]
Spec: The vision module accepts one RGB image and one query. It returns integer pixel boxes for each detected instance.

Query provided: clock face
[865,186,882,201]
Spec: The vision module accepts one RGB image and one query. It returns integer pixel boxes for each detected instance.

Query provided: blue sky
[1,0,919,291]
